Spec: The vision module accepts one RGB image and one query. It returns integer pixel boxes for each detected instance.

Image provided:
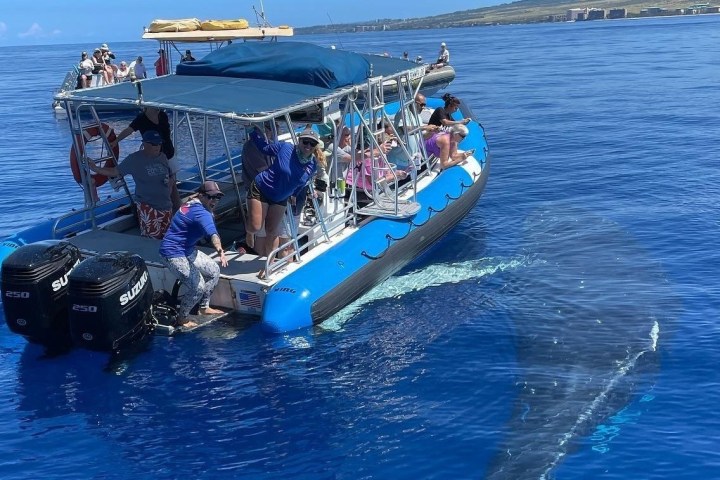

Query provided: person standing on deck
[239,122,275,254]
[155,49,168,77]
[160,181,228,328]
[129,56,147,80]
[78,52,93,88]
[87,130,179,239]
[246,128,318,279]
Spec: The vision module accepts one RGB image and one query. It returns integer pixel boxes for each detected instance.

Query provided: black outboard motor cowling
[1,241,81,349]
[68,252,153,352]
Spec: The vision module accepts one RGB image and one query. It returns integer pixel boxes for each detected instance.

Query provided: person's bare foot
[179,318,198,329]
[199,306,224,315]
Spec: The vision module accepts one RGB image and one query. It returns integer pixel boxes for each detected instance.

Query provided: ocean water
[0,14,719,479]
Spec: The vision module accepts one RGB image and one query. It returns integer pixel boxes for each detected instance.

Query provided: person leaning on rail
[428,93,472,128]
[245,128,319,279]
[424,123,472,170]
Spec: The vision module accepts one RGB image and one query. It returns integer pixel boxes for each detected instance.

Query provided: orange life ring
[69,123,119,187]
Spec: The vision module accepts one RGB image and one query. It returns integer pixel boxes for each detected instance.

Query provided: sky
[0,0,495,47]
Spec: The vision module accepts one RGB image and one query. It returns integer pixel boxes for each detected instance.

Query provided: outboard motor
[68,252,153,352]
[1,241,81,350]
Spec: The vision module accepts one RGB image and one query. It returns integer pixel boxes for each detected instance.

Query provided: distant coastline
[296,2,720,34]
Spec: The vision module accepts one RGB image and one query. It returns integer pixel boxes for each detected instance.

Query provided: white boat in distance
[7,41,489,353]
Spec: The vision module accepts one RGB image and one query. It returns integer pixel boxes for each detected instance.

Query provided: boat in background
[13,41,489,354]
[52,10,293,115]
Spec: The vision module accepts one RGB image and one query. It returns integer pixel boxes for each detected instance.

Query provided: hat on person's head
[120,61,127,66]
[141,130,163,145]
[441,42,446,47]
[297,129,319,143]
[101,43,109,50]
[81,51,87,57]
[137,56,143,61]
[185,49,192,54]
[94,48,101,53]
[199,181,224,197]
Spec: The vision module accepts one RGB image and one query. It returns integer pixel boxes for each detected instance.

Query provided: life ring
[69,123,119,187]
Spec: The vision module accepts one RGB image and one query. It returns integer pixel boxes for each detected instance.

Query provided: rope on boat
[361,249,387,260]
[387,227,411,242]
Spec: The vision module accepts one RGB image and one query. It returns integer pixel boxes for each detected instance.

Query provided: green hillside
[297,0,709,33]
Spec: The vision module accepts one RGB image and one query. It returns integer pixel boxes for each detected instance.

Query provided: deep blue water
[0,15,719,479]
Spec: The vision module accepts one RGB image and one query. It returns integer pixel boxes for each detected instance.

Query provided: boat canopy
[176,42,413,90]
[56,42,424,120]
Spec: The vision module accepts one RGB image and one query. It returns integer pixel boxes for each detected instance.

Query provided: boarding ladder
[71,105,130,206]
[354,74,420,219]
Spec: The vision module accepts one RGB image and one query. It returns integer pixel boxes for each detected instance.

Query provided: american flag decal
[238,290,262,310]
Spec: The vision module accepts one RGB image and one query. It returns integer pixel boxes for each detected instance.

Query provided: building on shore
[567,8,588,21]
[587,8,606,19]
[608,8,627,18]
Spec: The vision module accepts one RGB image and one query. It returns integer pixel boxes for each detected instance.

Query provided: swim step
[357,196,420,219]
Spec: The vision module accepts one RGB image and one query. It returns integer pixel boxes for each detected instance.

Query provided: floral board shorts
[137,202,172,240]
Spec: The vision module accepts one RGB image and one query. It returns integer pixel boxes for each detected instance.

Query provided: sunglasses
[416,102,426,108]
[204,194,222,200]
[301,139,318,147]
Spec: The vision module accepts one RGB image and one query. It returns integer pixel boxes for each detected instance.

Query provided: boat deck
[65,220,267,284]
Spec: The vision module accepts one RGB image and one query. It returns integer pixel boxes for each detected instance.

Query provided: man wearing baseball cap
[87,130,179,239]
[159,180,228,327]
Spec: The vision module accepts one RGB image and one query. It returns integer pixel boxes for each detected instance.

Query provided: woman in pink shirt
[345,140,407,207]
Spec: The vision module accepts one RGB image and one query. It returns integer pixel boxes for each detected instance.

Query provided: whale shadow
[485,206,680,479]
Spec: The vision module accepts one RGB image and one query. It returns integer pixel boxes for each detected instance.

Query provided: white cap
[441,42,446,47]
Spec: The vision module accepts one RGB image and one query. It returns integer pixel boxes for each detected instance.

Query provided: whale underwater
[317,205,678,478]
[484,207,679,479]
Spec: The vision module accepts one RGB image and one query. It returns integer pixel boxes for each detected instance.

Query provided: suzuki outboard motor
[68,252,153,352]
[1,241,81,350]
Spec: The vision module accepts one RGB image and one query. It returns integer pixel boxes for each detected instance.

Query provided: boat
[52,14,294,115]
[7,41,490,353]
[384,64,455,98]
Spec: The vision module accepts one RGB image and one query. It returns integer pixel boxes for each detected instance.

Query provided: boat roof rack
[142,26,294,43]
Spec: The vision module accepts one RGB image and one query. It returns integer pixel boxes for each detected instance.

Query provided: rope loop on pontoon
[361,249,387,260]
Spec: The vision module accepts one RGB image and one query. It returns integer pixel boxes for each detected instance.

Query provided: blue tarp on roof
[176,41,414,89]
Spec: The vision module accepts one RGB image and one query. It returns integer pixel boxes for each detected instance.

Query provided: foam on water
[320,255,541,331]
